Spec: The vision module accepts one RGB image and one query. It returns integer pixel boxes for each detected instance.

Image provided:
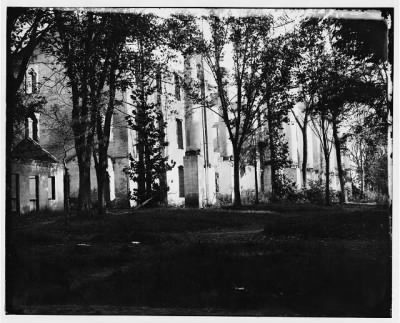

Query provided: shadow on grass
[6,205,391,317]
[263,207,390,240]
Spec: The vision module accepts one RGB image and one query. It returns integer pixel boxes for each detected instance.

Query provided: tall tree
[290,20,326,190]
[310,99,334,206]
[90,12,135,215]
[48,9,135,214]
[319,20,351,204]
[317,18,387,204]
[346,105,388,200]
[124,14,177,205]
[200,14,274,206]
[295,18,337,205]
[259,33,296,199]
[298,17,389,204]
[334,13,392,205]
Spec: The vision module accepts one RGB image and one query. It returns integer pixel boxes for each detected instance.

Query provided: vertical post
[200,54,209,207]
[254,149,259,204]
[64,164,70,224]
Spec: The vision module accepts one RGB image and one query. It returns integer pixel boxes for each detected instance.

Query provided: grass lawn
[6,204,391,316]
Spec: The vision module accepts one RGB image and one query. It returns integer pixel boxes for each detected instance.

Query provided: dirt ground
[5,204,392,317]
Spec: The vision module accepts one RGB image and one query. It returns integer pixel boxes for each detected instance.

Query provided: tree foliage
[291,18,327,190]
[46,9,138,214]
[259,33,296,198]
[200,14,284,206]
[345,107,388,200]
[292,16,389,205]
[8,9,391,210]
[126,105,176,204]
[124,14,179,205]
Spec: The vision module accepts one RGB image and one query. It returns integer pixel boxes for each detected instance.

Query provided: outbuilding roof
[11,138,59,163]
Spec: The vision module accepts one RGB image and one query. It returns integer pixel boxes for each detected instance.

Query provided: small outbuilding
[10,138,64,214]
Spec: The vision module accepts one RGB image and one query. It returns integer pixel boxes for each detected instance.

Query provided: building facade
[11,48,351,212]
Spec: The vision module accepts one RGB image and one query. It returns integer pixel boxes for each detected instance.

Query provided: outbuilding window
[48,176,56,200]
[11,174,19,212]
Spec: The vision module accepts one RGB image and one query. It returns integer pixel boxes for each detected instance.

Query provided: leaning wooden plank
[135,197,153,210]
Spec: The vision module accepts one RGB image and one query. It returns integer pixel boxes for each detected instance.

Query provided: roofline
[11,137,61,164]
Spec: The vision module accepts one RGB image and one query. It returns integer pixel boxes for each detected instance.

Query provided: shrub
[329,189,340,204]
[363,190,389,205]
[240,189,257,205]
[216,193,233,206]
[275,174,297,200]
[303,179,325,203]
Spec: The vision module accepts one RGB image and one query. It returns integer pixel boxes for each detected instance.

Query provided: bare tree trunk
[135,46,147,205]
[292,108,309,190]
[319,115,331,206]
[267,114,277,200]
[145,142,152,202]
[94,58,118,215]
[301,125,308,189]
[96,55,118,215]
[64,166,70,224]
[136,104,146,204]
[233,149,241,207]
[157,70,168,206]
[95,152,107,216]
[332,122,345,204]
[159,137,168,205]
[78,158,92,215]
[324,151,330,206]
[137,146,146,203]
[254,149,259,204]
[360,153,365,199]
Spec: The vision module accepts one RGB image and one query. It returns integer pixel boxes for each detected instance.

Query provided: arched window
[176,119,183,149]
[25,113,39,142]
[32,116,38,141]
[174,73,181,101]
[26,68,38,94]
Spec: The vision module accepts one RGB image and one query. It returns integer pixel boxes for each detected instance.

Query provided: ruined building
[10,49,350,213]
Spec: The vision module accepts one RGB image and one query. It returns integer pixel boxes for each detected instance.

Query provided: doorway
[29,175,39,212]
